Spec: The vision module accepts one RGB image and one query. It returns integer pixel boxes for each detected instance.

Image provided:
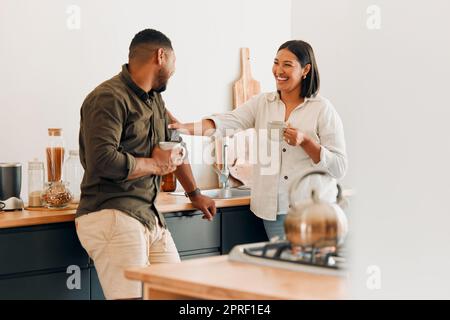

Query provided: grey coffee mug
[267,121,287,141]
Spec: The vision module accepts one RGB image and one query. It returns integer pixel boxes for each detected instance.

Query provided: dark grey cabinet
[89,265,105,300]
[181,250,221,260]
[0,268,90,300]
[165,210,221,258]
[220,206,268,254]
[0,222,91,300]
[0,223,89,276]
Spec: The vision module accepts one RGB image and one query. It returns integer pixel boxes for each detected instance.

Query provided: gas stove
[228,240,348,277]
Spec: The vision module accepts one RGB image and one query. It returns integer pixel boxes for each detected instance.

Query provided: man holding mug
[75,29,216,300]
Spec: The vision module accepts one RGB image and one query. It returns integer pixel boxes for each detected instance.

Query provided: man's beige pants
[75,209,180,300]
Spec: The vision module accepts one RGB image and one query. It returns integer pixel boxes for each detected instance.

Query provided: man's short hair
[129,29,172,61]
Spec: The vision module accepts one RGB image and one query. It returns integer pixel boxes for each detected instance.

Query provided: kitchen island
[125,255,348,300]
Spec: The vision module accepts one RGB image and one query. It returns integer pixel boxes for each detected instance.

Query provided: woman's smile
[276,75,289,82]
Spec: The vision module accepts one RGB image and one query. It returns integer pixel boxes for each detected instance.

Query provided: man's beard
[154,68,169,93]
[154,84,166,93]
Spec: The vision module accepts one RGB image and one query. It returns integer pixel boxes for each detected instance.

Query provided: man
[75,29,216,300]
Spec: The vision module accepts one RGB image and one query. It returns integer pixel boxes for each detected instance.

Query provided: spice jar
[27,159,44,207]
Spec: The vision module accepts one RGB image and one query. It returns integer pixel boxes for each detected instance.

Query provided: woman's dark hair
[278,40,320,98]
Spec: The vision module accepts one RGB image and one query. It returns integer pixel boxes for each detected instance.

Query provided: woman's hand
[283,125,306,147]
[283,125,322,163]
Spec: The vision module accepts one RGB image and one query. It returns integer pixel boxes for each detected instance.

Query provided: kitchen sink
[170,187,251,199]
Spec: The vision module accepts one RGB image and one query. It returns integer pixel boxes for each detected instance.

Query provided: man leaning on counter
[74,28,216,300]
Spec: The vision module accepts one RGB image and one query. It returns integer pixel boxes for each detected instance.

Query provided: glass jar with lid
[46,128,65,182]
[64,149,84,203]
[28,159,44,207]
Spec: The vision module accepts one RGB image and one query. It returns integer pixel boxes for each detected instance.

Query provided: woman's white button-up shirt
[206,92,348,221]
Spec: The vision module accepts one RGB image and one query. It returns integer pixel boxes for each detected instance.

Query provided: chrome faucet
[213,137,232,198]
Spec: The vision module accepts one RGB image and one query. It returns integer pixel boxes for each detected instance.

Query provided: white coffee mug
[267,121,287,141]
[158,141,187,161]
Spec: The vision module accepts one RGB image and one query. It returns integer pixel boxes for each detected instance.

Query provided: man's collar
[120,64,155,101]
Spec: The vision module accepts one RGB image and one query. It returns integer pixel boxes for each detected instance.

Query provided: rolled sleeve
[82,91,136,182]
[312,102,348,179]
[123,152,137,180]
[202,114,224,137]
[203,94,260,137]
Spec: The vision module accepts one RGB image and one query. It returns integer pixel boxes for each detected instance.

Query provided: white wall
[0,0,292,198]
[292,0,450,298]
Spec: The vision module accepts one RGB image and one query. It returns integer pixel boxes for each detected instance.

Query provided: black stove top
[242,240,346,270]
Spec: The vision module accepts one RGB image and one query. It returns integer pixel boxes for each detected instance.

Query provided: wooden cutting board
[233,48,261,108]
[215,48,260,188]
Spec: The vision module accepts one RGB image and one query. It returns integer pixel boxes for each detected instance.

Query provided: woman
[170,40,348,240]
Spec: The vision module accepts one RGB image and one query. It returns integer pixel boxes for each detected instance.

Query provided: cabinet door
[89,266,105,300]
[181,250,221,260]
[165,211,221,253]
[0,268,90,300]
[179,248,221,260]
[0,222,89,276]
[221,206,268,254]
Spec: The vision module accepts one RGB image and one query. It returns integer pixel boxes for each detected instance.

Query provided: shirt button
[284,176,288,180]
[282,148,286,152]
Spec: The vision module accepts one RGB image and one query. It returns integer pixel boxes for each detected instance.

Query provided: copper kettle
[284,170,348,250]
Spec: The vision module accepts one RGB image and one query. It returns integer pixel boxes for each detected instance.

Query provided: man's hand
[168,119,216,136]
[150,145,184,176]
[189,194,217,221]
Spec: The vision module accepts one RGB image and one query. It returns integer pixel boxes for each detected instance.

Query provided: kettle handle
[288,169,343,206]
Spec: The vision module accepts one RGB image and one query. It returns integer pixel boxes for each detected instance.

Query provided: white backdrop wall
[292,0,450,298]
[0,0,292,198]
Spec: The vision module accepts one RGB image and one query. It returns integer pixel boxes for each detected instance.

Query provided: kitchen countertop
[0,192,251,229]
[125,255,348,300]
[0,188,355,229]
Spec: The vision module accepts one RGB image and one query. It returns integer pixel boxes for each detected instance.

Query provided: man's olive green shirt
[76,64,179,230]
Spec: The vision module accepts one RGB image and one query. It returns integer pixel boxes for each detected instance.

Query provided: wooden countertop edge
[0,211,77,229]
[125,261,285,300]
[142,280,278,300]
[160,197,250,212]
[0,195,250,229]
[126,269,344,300]
[125,256,347,300]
